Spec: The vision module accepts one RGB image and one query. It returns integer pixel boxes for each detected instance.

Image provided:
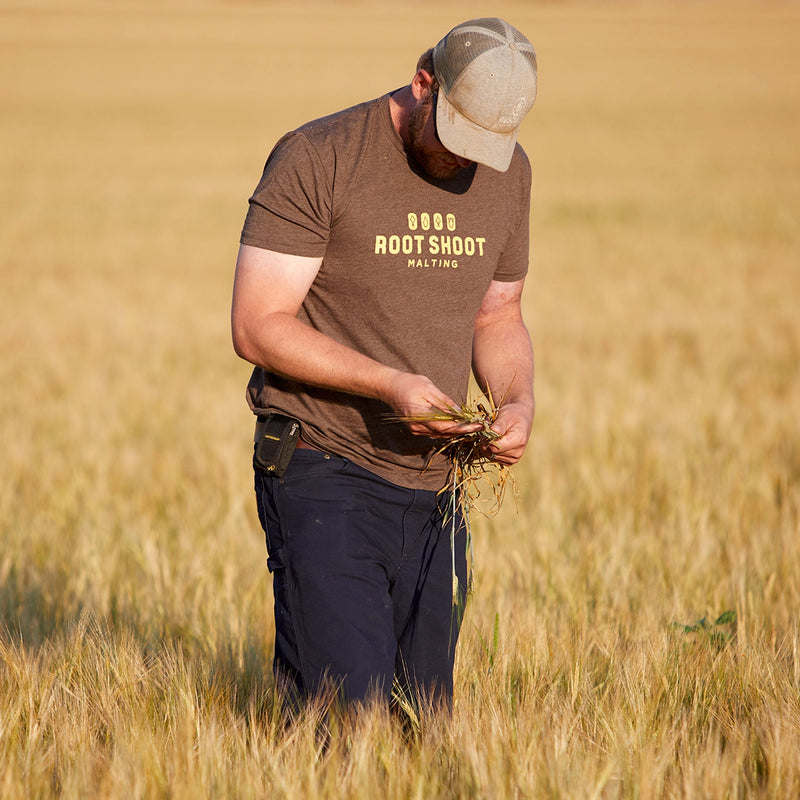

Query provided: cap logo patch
[498,97,528,125]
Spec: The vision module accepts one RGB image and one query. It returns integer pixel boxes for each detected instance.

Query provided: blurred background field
[1,1,799,797]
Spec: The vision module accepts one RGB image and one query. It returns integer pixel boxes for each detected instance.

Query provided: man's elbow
[231,317,258,364]
[232,337,250,363]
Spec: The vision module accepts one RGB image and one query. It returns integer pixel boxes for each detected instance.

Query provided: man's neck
[389,85,414,146]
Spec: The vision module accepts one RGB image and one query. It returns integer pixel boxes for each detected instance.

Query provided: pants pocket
[254,467,285,573]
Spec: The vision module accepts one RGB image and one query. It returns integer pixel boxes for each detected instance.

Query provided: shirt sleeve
[240,131,333,258]
[491,145,532,282]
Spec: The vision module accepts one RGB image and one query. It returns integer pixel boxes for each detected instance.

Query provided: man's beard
[406,103,466,181]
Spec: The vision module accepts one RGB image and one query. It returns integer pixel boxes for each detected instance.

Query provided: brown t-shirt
[240,93,531,490]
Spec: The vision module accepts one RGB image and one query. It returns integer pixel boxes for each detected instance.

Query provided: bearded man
[231,18,538,710]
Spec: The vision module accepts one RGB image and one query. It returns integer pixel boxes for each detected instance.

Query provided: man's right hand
[379,371,480,439]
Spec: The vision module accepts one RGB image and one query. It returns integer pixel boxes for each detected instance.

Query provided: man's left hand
[485,401,533,465]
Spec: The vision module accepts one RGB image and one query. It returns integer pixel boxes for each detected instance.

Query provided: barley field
[1,0,799,797]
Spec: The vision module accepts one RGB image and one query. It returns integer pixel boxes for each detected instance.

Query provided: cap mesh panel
[437,32,500,88]
[435,18,536,90]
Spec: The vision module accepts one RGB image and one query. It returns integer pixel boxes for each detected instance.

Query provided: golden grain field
[1,1,799,797]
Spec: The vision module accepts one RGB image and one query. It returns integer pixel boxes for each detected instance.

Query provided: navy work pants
[254,448,467,708]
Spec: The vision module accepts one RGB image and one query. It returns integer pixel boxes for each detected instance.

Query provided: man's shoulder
[295,95,388,146]
[513,141,531,166]
[260,95,389,182]
[473,143,531,197]
[507,143,532,182]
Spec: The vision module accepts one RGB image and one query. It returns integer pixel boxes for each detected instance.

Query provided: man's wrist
[371,366,405,407]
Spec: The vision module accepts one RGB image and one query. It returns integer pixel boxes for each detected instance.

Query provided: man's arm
[471,277,535,465]
[231,244,471,437]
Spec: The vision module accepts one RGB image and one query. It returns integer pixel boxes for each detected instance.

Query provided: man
[231,18,537,710]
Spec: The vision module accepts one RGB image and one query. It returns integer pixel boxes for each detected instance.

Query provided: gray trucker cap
[433,18,537,172]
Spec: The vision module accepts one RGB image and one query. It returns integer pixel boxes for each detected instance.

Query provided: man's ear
[410,69,435,102]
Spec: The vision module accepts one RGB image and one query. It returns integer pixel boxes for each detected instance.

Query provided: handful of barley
[395,389,516,516]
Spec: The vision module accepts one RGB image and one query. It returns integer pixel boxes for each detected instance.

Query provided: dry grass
[1,0,799,797]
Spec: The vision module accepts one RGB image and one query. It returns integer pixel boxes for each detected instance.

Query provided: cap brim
[436,90,518,173]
